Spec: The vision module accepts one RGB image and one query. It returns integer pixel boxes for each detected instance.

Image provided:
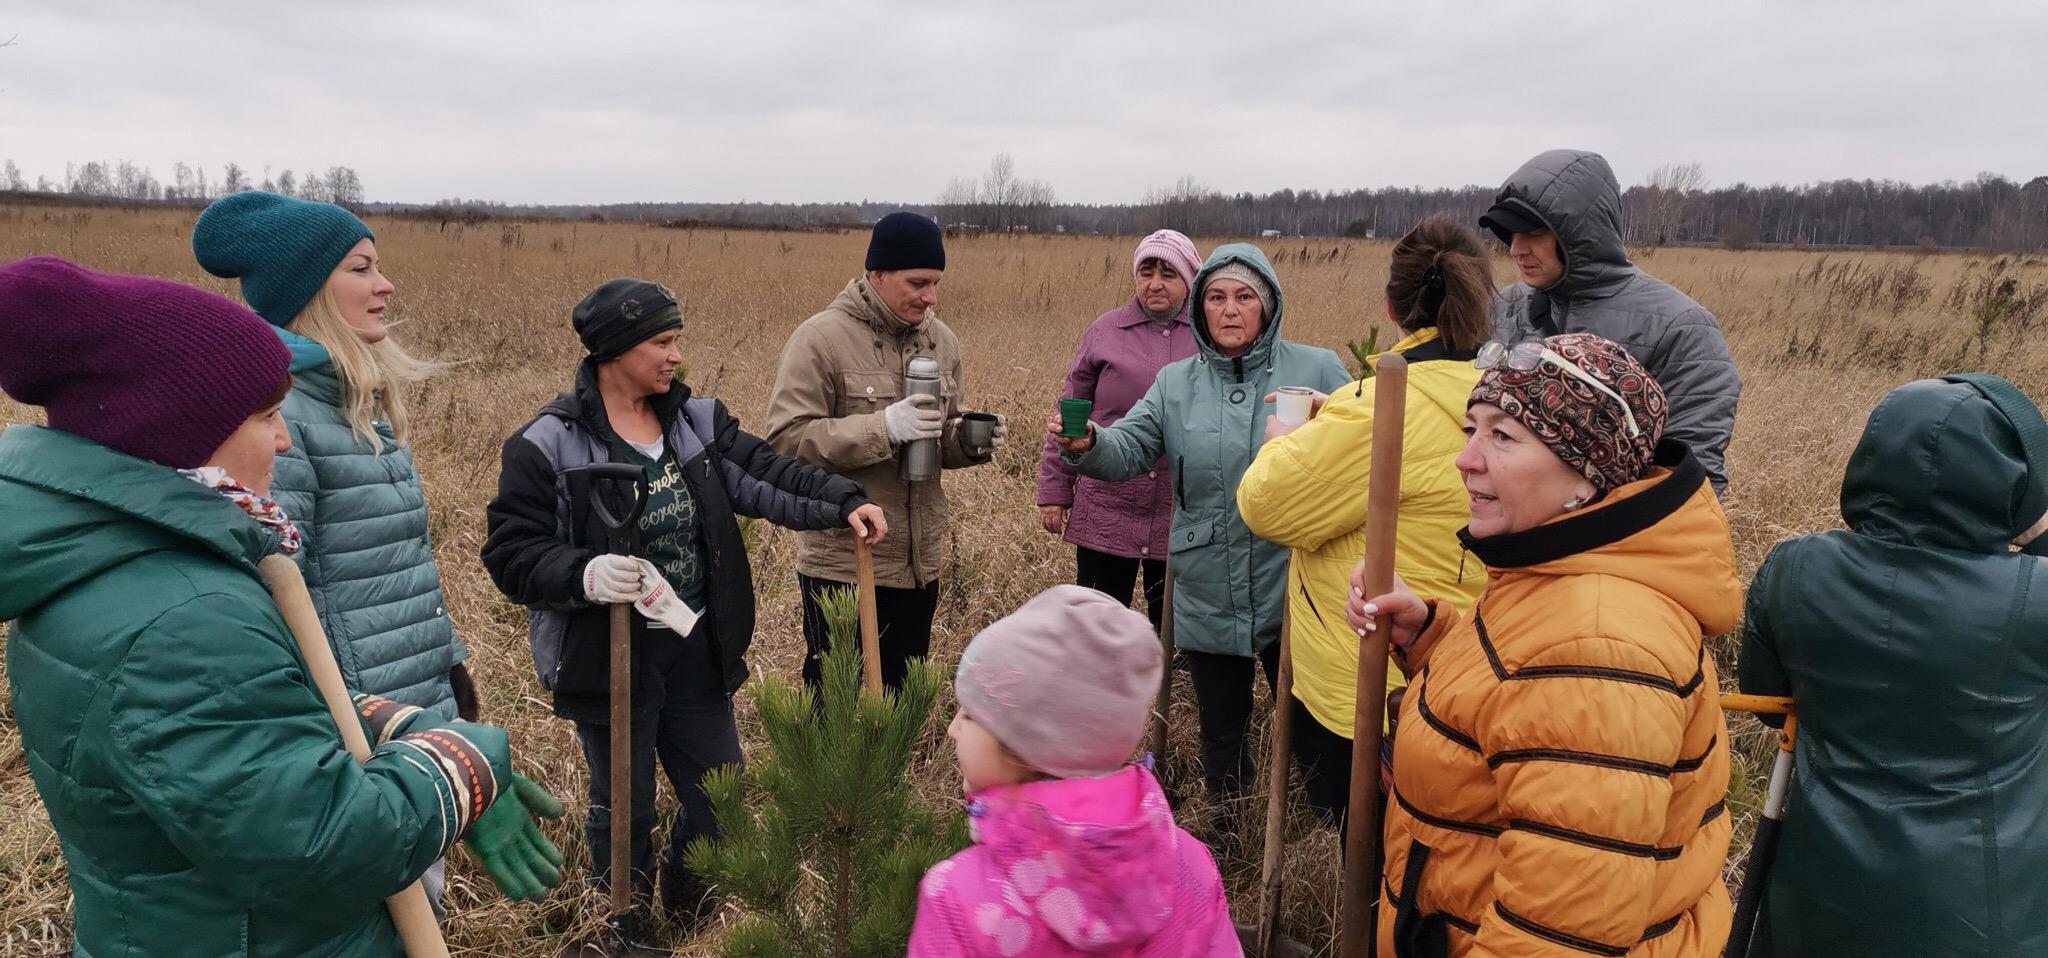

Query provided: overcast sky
[3,0,2043,206]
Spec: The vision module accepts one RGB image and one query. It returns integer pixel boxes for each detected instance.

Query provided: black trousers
[1074,545,1166,633]
[799,573,939,692]
[571,624,742,898]
[1291,694,1356,827]
[1183,642,1281,800]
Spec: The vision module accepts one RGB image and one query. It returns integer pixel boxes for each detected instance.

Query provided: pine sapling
[686,586,964,958]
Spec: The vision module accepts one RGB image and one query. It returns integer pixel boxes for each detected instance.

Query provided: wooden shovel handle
[1340,353,1408,957]
[261,555,450,958]
[1256,563,1297,955]
[855,535,883,694]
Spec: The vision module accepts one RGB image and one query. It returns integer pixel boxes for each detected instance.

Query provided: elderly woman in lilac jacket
[1036,230,1201,630]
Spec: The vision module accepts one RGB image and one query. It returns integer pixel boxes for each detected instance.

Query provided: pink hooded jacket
[908,764,1242,957]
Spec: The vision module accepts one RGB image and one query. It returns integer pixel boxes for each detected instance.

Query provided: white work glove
[627,558,702,634]
[582,554,643,604]
[583,554,702,634]
[990,414,1009,451]
[884,393,944,446]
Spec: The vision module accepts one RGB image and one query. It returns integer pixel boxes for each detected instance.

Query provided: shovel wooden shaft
[609,601,632,916]
[855,536,882,694]
[1341,354,1407,957]
[1149,563,1176,760]
[260,555,450,958]
[1256,576,1296,956]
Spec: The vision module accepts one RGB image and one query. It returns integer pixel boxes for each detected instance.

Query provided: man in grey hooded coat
[1482,149,1740,492]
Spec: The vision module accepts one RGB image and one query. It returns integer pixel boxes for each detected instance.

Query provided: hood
[1461,441,1740,636]
[275,325,334,375]
[1190,243,1285,373]
[965,764,1181,951]
[1491,149,1636,299]
[0,425,274,621]
[1354,328,1476,420]
[1841,377,2046,554]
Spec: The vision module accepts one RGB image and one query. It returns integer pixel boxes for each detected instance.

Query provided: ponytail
[1386,214,1496,353]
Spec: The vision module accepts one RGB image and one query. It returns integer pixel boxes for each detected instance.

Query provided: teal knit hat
[192,191,374,326]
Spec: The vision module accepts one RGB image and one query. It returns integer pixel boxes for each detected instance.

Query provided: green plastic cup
[1059,397,1094,438]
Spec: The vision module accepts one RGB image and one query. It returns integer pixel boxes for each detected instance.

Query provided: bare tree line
[10,152,2043,252]
[0,159,366,208]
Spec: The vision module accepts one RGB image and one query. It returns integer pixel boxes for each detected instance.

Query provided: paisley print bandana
[180,465,304,555]
[1470,332,1667,492]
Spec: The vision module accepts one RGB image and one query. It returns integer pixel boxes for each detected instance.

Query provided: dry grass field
[3,203,2046,956]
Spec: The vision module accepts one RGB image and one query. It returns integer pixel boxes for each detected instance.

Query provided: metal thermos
[900,355,943,482]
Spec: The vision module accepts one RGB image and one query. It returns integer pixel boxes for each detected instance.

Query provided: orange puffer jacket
[1378,443,1739,958]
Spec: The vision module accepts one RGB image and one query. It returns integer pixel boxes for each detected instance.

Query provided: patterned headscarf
[1469,332,1668,492]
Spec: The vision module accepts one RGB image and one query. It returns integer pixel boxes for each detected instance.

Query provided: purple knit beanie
[1132,229,1201,289]
[0,256,292,469]
[955,585,1163,778]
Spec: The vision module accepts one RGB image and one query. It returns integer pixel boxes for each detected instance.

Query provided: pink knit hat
[1132,229,1201,288]
[955,585,1163,778]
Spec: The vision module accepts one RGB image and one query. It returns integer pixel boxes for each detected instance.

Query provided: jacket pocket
[1169,513,1218,555]
[1392,838,1450,958]
[838,371,899,417]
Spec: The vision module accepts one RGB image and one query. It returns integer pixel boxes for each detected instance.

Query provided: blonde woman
[194,192,471,722]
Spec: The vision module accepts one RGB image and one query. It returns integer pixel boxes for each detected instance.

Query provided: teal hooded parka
[1070,243,1351,657]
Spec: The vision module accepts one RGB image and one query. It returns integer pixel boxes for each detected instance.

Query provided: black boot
[658,849,719,935]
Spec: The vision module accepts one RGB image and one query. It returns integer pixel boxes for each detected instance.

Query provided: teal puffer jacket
[0,424,483,958]
[1072,243,1351,657]
[272,331,464,716]
[1739,375,2048,958]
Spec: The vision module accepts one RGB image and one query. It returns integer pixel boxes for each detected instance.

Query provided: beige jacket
[764,277,986,588]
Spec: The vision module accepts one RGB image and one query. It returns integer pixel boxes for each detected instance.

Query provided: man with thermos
[765,212,1007,691]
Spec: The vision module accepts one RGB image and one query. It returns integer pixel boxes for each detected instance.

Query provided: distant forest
[7,153,2045,251]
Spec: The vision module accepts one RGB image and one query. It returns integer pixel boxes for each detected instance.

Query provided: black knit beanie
[573,278,683,361]
[865,212,946,272]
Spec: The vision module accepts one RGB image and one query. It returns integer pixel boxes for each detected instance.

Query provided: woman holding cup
[1236,214,1495,823]
[1047,243,1349,821]
[1037,230,1202,629]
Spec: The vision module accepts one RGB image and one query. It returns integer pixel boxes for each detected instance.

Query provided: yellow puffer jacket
[1378,443,1738,958]
[1237,328,1484,738]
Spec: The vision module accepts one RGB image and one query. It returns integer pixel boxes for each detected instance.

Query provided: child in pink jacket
[909,585,1243,957]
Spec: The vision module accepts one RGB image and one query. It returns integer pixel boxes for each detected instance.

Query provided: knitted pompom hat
[954,585,1162,778]
[192,191,373,326]
[0,256,291,469]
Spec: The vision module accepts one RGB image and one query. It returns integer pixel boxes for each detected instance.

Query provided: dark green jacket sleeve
[1738,548,1792,727]
[104,595,469,914]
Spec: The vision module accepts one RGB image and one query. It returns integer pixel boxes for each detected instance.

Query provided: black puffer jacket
[483,361,866,721]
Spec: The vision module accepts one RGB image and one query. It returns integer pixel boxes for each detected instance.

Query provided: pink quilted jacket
[908,764,1242,957]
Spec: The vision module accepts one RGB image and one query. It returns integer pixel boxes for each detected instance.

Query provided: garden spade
[578,463,650,932]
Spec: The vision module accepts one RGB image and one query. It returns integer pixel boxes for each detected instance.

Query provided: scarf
[180,466,303,556]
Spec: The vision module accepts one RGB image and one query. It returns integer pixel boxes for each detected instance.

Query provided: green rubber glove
[463,773,567,901]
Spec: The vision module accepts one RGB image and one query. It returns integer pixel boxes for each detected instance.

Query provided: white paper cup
[1275,386,1314,425]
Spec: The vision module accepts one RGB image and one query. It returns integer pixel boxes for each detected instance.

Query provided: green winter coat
[1739,376,2048,958]
[0,424,477,958]
[272,330,464,716]
[1071,243,1351,657]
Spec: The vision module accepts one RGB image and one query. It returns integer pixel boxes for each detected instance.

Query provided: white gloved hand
[626,558,701,634]
[582,554,643,604]
[990,414,1008,451]
[884,393,944,445]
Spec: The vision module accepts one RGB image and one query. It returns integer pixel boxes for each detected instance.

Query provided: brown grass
[3,204,2046,955]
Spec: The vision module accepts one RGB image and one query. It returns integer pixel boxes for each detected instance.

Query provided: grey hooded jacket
[1488,150,1741,491]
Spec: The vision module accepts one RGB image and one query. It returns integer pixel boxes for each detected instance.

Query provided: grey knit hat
[954,585,1162,778]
